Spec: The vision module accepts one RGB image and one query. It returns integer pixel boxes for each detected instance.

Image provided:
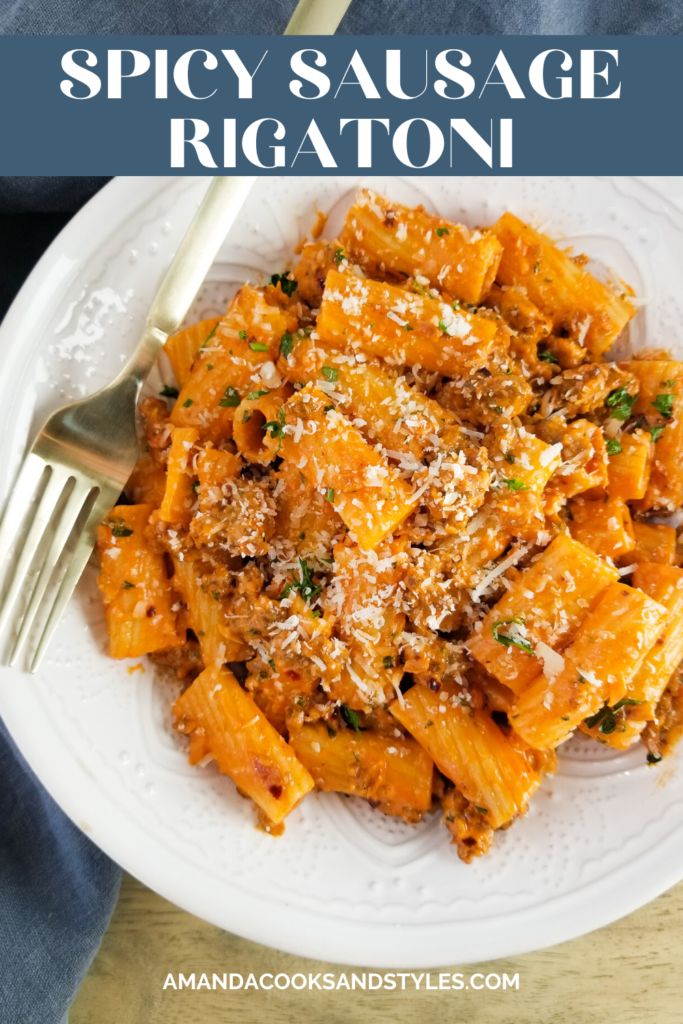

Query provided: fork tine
[0,453,48,582]
[28,494,112,673]
[0,465,72,647]
[8,481,95,667]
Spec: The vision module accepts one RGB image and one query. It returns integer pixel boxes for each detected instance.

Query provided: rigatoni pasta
[95,190,683,861]
[339,188,502,304]
[491,211,635,358]
[316,268,499,376]
[289,721,433,822]
[467,534,618,695]
[97,504,183,659]
[390,682,544,829]
[511,582,667,750]
[173,665,314,827]
[581,564,683,750]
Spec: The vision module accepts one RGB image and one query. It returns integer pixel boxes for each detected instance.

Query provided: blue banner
[0,35,679,174]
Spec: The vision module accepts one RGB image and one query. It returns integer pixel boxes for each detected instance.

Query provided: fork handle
[284,0,352,33]
[117,0,353,388]
[119,175,257,388]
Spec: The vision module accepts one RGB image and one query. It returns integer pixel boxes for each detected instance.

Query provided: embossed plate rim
[1,176,683,967]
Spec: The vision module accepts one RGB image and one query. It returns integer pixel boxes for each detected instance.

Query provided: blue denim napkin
[0,720,121,1024]
[1,0,681,34]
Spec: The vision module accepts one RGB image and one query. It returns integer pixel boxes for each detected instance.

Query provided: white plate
[1,176,683,969]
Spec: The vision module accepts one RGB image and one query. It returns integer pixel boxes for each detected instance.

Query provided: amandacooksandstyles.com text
[162,971,521,992]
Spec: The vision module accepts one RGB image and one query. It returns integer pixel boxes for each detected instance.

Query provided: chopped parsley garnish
[438,320,449,334]
[503,478,528,492]
[333,247,346,263]
[492,617,534,654]
[159,384,179,399]
[474,805,489,815]
[219,386,241,408]
[605,387,636,421]
[383,655,394,669]
[121,580,135,589]
[279,332,294,358]
[538,349,559,364]
[585,697,643,735]
[325,488,335,502]
[238,329,248,340]
[652,392,675,419]
[321,365,339,382]
[182,397,194,408]
[108,520,133,538]
[249,340,269,353]
[200,324,218,348]
[263,406,286,442]
[504,452,515,465]
[605,438,622,456]
[281,558,322,604]
[649,423,666,442]
[246,389,269,400]
[340,705,362,732]
[270,270,297,297]
[662,378,677,388]
[435,226,450,237]
[296,559,321,602]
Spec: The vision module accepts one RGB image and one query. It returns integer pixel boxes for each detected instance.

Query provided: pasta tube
[274,384,418,550]
[582,564,683,749]
[164,315,221,388]
[468,534,618,694]
[171,286,297,444]
[511,582,667,749]
[390,683,543,828]
[492,212,634,358]
[125,454,167,507]
[568,494,636,562]
[96,504,182,658]
[158,426,198,526]
[281,338,463,461]
[339,188,502,304]
[316,268,499,376]
[173,665,314,826]
[627,522,677,567]
[606,429,652,502]
[232,386,292,465]
[170,549,252,666]
[619,360,683,512]
[289,721,433,822]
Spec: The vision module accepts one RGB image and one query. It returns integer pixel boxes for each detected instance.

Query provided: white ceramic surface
[1,176,683,968]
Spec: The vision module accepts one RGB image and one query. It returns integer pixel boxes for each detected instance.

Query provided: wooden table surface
[71,874,683,1023]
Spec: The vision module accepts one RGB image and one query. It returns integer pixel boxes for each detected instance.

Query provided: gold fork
[0,0,352,671]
